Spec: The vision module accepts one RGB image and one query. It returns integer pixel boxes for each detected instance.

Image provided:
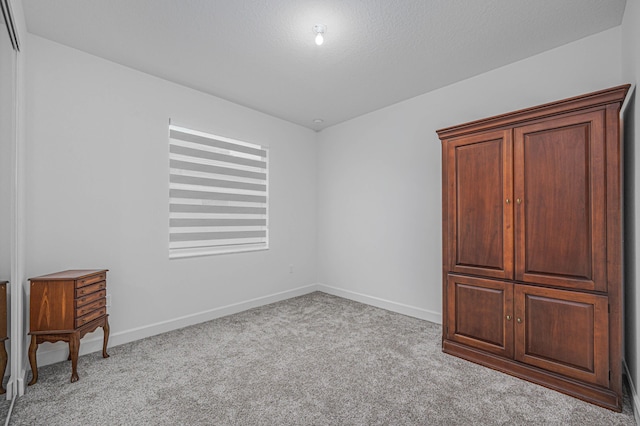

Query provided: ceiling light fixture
[313,119,324,124]
[313,24,326,46]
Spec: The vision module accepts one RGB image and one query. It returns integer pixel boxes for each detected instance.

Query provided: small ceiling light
[313,119,324,124]
[313,24,326,46]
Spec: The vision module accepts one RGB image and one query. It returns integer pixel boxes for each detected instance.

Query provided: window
[169,124,268,258]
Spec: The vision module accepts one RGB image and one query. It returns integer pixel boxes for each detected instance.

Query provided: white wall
[317,27,623,323]
[25,34,318,365]
[0,14,13,281]
[622,0,640,422]
[0,2,16,396]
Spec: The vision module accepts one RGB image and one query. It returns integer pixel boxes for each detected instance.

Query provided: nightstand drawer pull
[75,281,106,297]
[75,307,107,328]
[77,273,106,288]
[76,298,106,317]
[76,289,106,308]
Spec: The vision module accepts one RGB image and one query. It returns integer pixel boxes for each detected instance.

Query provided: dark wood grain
[29,280,76,332]
[29,269,106,281]
[446,275,513,358]
[29,270,109,384]
[436,85,630,140]
[437,85,628,412]
[514,111,606,291]
[443,340,620,411]
[604,103,624,404]
[514,284,608,387]
[446,129,513,279]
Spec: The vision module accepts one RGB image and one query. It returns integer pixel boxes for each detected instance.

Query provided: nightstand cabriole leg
[102,317,110,358]
[28,335,38,386]
[0,340,7,393]
[69,333,80,383]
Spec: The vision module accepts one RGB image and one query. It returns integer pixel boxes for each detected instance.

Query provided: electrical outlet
[106,294,112,307]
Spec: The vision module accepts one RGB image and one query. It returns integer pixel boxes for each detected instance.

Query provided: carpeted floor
[7,292,637,425]
[0,388,9,424]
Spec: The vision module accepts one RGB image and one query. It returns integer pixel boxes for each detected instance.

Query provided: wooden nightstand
[28,269,110,384]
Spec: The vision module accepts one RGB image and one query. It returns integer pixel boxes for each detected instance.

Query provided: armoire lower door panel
[514,284,609,387]
[446,275,513,358]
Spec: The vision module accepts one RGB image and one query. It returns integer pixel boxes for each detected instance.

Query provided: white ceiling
[22,0,627,131]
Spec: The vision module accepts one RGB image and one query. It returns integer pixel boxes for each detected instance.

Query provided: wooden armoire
[437,85,630,411]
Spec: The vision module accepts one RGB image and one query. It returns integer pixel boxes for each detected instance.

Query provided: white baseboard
[5,368,25,399]
[31,283,321,369]
[624,360,640,426]
[30,282,442,371]
[17,369,25,397]
[317,283,442,324]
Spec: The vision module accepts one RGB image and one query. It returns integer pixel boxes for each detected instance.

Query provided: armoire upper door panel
[514,111,606,292]
[446,130,513,279]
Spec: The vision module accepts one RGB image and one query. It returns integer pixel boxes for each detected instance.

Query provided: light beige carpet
[8,292,636,425]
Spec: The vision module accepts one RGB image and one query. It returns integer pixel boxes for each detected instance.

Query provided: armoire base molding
[443,340,620,411]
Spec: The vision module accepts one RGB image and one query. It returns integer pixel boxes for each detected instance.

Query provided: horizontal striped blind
[169,124,268,258]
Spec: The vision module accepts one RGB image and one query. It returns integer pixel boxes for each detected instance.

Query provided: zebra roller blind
[169,124,268,258]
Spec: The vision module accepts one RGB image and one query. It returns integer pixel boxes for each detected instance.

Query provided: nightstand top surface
[29,269,108,281]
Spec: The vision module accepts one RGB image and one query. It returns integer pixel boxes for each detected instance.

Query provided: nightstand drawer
[77,272,106,288]
[76,289,106,308]
[75,281,106,297]
[75,307,106,328]
[76,298,106,317]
